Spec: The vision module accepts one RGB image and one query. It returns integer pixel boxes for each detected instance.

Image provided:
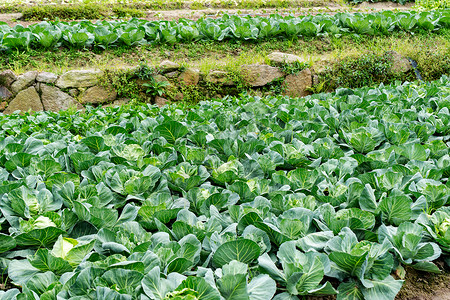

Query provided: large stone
[36,72,58,84]
[56,69,104,88]
[154,96,169,108]
[79,86,117,104]
[178,68,200,86]
[205,71,234,86]
[242,64,284,87]
[0,70,17,89]
[159,60,180,73]
[267,52,304,66]
[4,87,43,114]
[11,71,37,94]
[0,86,13,101]
[282,68,312,98]
[40,84,82,112]
[385,51,411,74]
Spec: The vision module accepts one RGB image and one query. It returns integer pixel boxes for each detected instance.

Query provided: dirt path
[0,1,414,26]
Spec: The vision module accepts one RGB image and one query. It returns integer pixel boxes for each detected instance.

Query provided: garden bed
[0,77,449,299]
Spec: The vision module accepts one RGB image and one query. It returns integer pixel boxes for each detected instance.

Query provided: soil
[305,261,450,300]
[395,263,450,300]
[0,1,414,26]
[0,274,16,291]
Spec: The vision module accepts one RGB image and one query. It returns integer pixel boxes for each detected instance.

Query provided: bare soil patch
[395,263,450,300]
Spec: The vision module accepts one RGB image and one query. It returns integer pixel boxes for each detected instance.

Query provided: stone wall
[0,51,412,114]
[0,69,121,114]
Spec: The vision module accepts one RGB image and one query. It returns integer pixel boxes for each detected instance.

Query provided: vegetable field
[1,10,450,50]
[0,75,449,299]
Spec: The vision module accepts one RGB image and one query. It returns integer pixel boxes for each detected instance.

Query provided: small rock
[159,60,180,73]
[102,98,130,108]
[36,72,58,84]
[242,64,284,87]
[79,86,117,105]
[267,52,304,66]
[174,92,184,101]
[165,71,180,78]
[40,84,83,112]
[0,70,17,89]
[282,68,312,98]
[313,56,333,74]
[313,75,319,86]
[11,71,38,93]
[112,98,130,106]
[56,69,104,89]
[68,89,79,97]
[152,74,169,83]
[155,96,169,107]
[0,101,7,111]
[0,86,13,101]
[4,87,43,114]
[205,71,234,86]
[178,68,200,86]
[385,51,412,74]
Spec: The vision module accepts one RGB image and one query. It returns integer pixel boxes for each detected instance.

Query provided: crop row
[0,76,449,299]
[1,10,450,50]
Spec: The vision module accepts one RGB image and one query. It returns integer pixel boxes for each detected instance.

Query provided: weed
[279,61,310,75]
[266,77,286,94]
[305,80,328,94]
[409,51,450,81]
[414,0,450,9]
[143,78,170,97]
[321,52,415,89]
[112,6,145,18]
[100,69,142,101]
[135,63,157,80]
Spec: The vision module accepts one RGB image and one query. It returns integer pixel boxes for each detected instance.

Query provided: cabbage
[439,218,450,236]
[52,235,77,259]
[33,216,56,229]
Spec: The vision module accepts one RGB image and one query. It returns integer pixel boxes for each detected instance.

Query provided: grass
[2,30,450,102]
[0,0,340,16]
[2,30,450,78]
[19,3,146,21]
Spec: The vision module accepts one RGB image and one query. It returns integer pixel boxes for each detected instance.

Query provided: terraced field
[0,1,449,300]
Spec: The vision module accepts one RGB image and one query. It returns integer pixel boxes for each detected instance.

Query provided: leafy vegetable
[0,76,450,299]
[1,10,449,50]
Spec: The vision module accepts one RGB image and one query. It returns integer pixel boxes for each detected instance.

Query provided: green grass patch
[2,29,450,80]
[0,0,334,15]
[20,3,145,21]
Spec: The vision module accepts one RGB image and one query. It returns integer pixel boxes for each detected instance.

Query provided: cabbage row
[1,10,450,50]
[0,76,450,300]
